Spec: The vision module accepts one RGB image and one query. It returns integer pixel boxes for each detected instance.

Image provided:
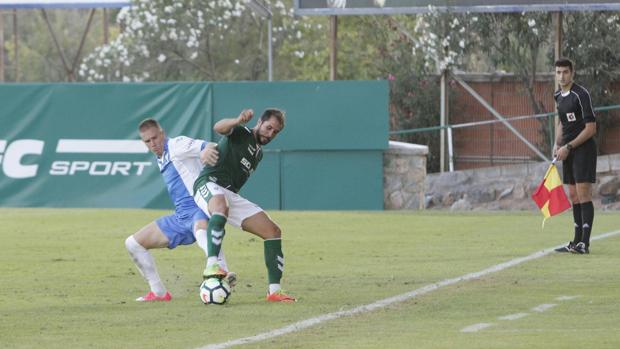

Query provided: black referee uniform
[554,82,596,253]
[554,83,597,184]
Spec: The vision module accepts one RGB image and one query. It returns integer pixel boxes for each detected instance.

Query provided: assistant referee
[552,58,597,255]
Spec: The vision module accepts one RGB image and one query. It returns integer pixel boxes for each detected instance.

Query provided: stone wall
[383,141,620,211]
[424,153,620,211]
[383,141,429,209]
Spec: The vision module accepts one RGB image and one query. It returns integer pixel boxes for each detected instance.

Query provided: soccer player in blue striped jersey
[125,119,235,302]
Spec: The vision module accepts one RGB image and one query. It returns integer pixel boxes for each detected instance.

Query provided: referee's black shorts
[562,137,597,185]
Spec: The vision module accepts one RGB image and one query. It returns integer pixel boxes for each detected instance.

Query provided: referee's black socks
[572,203,583,245]
[581,201,594,247]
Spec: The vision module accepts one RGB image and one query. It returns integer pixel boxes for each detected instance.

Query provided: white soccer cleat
[224,271,238,288]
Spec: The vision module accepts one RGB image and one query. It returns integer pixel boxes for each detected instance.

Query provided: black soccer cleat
[554,241,576,253]
[572,242,589,254]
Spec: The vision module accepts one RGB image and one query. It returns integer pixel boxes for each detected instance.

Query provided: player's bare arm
[556,122,596,161]
[553,118,563,158]
[567,122,596,148]
[213,109,254,135]
[200,142,219,166]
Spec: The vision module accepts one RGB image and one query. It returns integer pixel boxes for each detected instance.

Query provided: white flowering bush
[411,6,476,72]
[80,0,305,82]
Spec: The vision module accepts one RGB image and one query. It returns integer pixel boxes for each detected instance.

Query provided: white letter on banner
[50,161,70,175]
[3,140,44,179]
[111,162,131,175]
[89,161,112,175]
[0,140,6,164]
[69,161,90,175]
[132,161,152,175]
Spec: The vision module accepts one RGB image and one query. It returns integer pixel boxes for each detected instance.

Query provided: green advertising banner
[0,81,388,210]
[0,83,211,209]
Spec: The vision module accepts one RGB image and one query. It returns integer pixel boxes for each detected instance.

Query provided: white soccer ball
[199,277,231,305]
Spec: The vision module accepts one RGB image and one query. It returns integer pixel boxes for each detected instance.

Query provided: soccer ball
[199,277,231,305]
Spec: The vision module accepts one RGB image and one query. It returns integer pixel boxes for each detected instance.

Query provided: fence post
[440,69,448,172]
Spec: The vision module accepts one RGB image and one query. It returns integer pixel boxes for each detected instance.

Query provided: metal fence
[390,104,620,173]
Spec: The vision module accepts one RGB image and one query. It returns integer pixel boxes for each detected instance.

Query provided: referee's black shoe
[572,242,589,254]
[554,241,576,253]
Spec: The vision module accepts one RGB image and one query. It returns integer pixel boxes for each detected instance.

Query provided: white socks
[217,250,229,272]
[269,284,281,294]
[195,228,228,271]
[194,228,210,257]
[125,236,166,296]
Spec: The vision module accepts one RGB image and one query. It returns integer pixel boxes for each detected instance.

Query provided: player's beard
[254,128,272,145]
[257,134,271,145]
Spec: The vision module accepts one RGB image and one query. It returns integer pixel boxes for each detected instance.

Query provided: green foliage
[332,16,386,80]
[2,9,116,82]
[388,72,442,172]
[561,12,620,147]
[469,13,555,155]
[81,0,265,81]
[473,12,552,82]
[562,12,620,105]
[78,2,395,82]
[276,15,331,80]
[371,15,445,172]
[80,0,338,82]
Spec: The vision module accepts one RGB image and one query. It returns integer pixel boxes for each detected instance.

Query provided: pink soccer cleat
[266,290,296,303]
[136,291,172,302]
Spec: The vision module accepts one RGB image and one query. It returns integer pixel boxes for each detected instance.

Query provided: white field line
[461,323,494,333]
[531,303,557,312]
[471,294,579,329]
[498,313,529,321]
[197,230,620,349]
[556,295,579,301]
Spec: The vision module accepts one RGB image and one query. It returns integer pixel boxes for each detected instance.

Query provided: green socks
[264,238,284,284]
[207,213,227,257]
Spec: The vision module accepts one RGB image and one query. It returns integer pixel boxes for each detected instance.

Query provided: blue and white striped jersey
[157,136,207,219]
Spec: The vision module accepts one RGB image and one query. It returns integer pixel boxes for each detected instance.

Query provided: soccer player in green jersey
[193,108,295,302]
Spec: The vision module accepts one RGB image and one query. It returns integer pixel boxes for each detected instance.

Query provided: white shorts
[194,181,263,228]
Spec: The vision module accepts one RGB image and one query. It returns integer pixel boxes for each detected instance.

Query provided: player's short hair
[260,108,286,128]
[554,58,574,72]
[138,118,162,132]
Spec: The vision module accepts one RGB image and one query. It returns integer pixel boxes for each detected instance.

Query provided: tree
[79,1,403,82]
[80,0,328,82]
[3,9,112,82]
[366,10,559,170]
[468,12,554,155]
[472,13,553,111]
[374,9,474,172]
[561,12,620,149]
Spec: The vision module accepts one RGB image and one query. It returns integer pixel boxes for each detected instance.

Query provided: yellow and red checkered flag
[531,162,571,224]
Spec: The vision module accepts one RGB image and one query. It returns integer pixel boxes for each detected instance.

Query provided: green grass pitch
[1,209,619,349]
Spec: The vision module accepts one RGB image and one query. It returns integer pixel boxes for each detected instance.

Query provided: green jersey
[194,125,263,194]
